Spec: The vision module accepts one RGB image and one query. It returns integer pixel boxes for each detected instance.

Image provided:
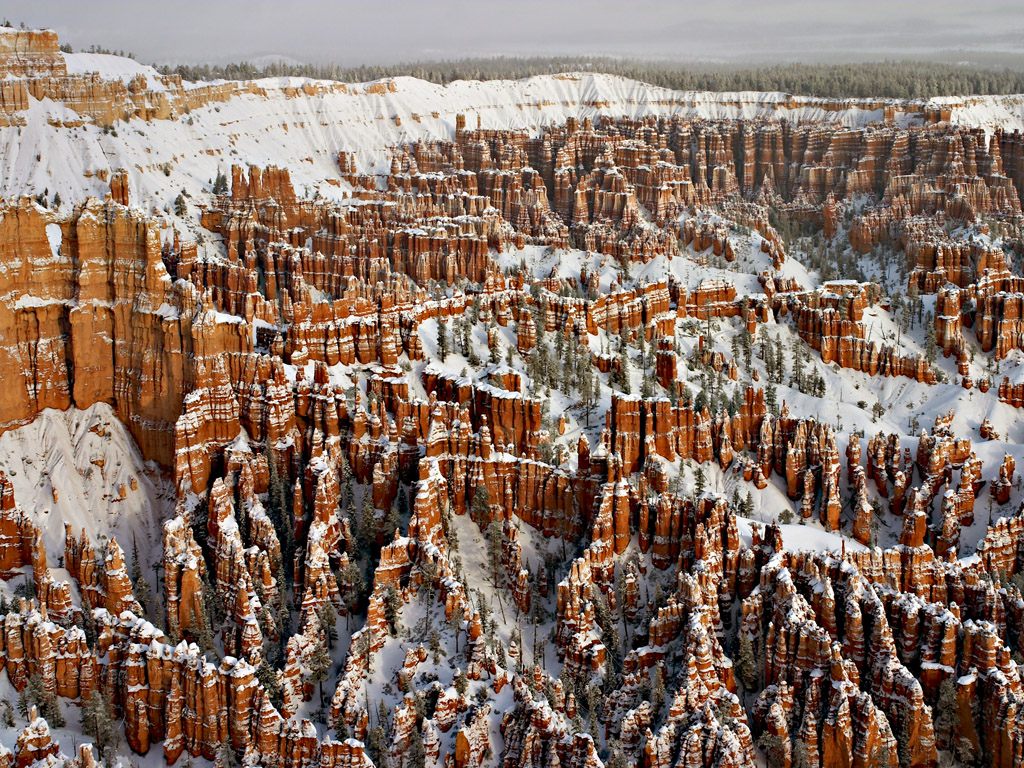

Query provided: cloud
[7,0,1024,66]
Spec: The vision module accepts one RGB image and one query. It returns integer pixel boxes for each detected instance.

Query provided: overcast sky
[9,1,1024,67]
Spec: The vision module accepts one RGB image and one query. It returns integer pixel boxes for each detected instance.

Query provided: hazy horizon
[6,1,1024,69]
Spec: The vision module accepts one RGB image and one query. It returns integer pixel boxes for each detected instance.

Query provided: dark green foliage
[735,632,760,692]
[161,57,1024,102]
[383,584,402,635]
[212,170,229,196]
[366,725,387,767]
[470,484,491,526]
[81,687,120,759]
[256,659,283,709]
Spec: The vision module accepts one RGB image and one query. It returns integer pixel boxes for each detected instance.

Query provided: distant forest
[156,57,1024,100]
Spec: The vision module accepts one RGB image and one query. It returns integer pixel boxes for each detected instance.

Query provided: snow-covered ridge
[8,64,1024,216]
[63,51,168,90]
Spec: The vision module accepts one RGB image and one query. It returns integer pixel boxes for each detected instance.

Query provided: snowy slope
[63,52,169,90]
[0,404,172,561]
[7,67,1024,214]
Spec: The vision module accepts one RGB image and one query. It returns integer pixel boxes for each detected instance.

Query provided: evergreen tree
[308,641,332,704]
[265,442,292,571]
[758,732,786,768]
[933,677,956,751]
[486,519,504,588]
[384,501,400,542]
[428,629,444,664]
[735,632,759,691]
[318,601,339,649]
[213,169,229,196]
[360,492,377,551]
[366,725,387,768]
[130,535,152,617]
[471,485,491,526]
[383,584,402,635]
[579,361,595,427]
[81,688,119,759]
[773,336,784,384]
[340,558,365,621]
[651,665,666,713]
[616,348,631,394]
[256,659,283,709]
[437,317,449,361]
[606,741,628,768]
[407,719,427,768]
[766,382,778,416]
[192,603,216,657]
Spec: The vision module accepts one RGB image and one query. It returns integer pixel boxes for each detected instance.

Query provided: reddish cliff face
[0,197,253,467]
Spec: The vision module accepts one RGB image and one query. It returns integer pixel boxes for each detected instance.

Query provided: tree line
[157,56,1024,100]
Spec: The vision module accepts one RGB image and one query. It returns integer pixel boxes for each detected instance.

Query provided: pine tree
[256,659,283,709]
[265,442,291,570]
[212,169,229,196]
[933,677,956,750]
[384,501,400,542]
[471,485,491,526]
[766,382,778,416]
[449,613,463,653]
[339,558,365,622]
[735,632,759,691]
[773,336,784,384]
[318,601,338,649]
[695,465,706,496]
[606,741,628,768]
[437,317,449,361]
[407,719,427,768]
[191,601,215,655]
[81,688,119,759]
[651,665,666,713]
[360,491,377,551]
[616,348,631,394]
[758,732,786,768]
[130,535,153,617]
[308,641,332,704]
[366,725,387,767]
[486,519,504,588]
[383,584,402,635]
[579,361,595,427]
